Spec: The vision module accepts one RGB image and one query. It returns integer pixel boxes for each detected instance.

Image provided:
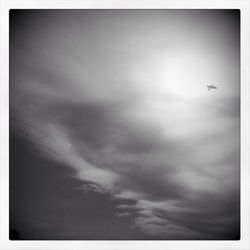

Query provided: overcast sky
[10,9,240,240]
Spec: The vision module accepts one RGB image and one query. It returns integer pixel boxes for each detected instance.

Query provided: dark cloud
[10,132,147,240]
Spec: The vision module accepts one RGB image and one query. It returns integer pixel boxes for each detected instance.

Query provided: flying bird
[206,84,218,91]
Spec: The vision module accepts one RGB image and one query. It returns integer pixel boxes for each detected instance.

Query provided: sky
[9,9,240,240]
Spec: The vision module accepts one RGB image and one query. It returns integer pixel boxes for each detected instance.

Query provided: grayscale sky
[10,9,240,240]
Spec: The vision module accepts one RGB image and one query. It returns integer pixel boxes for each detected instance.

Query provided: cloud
[115,212,131,218]
[10,10,240,239]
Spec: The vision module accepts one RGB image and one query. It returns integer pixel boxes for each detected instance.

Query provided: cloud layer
[10,10,240,239]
